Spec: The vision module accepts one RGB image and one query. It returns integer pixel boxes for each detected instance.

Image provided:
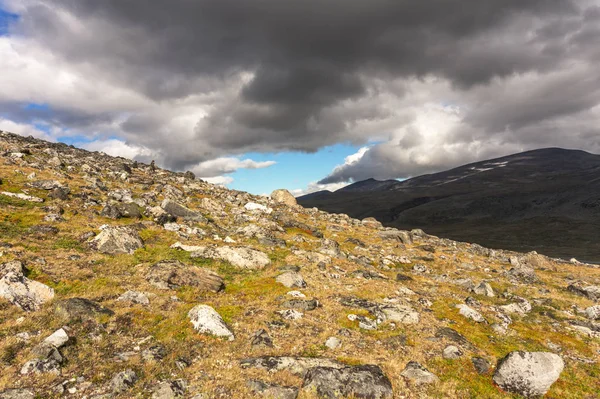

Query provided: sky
[1,1,599,196]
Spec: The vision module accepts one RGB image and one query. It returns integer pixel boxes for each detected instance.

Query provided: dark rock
[435,327,476,351]
[250,329,273,348]
[29,225,59,236]
[161,199,205,221]
[472,357,490,374]
[396,273,413,282]
[302,365,393,399]
[111,369,137,394]
[54,298,114,321]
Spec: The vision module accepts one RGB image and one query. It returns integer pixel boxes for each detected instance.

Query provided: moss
[52,236,84,251]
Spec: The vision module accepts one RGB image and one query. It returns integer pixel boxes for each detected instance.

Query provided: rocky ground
[0,130,599,398]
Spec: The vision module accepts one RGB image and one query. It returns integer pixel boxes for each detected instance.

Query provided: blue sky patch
[0,7,18,36]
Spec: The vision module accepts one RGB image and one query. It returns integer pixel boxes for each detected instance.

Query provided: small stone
[111,369,138,394]
[188,304,234,341]
[442,345,463,359]
[400,361,439,385]
[472,357,490,374]
[250,329,273,348]
[456,304,486,323]
[276,272,307,288]
[325,336,341,349]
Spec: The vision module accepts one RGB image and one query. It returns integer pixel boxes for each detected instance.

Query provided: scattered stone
[91,226,143,255]
[276,272,307,288]
[500,297,532,315]
[244,202,272,213]
[277,309,303,320]
[246,380,298,399]
[325,337,341,349]
[456,304,486,323]
[161,199,205,221]
[443,345,463,359]
[111,369,138,394]
[188,304,234,341]
[142,344,168,362]
[151,380,186,399]
[567,284,600,301]
[400,361,439,385]
[493,351,564,398]
[302,365,393,399]
[0,261,55,311]
[472,357,491,374]
[240,356,345,377]
[0,191,43,203]
[250,329,273,348]
[118,290,150,305]
[0,389,35,399]
[585,305,600,320]
[380,304,419,324]
[473,282,495,297]
[281,298,319,311]
[146,260,224,292]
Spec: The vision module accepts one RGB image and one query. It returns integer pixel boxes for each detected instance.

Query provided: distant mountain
[298,148,600,262]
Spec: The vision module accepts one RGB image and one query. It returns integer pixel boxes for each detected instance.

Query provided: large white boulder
[493,351,564,397]
[0,261,54,311]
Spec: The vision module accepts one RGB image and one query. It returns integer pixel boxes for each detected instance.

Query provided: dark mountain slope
[299,148,600,262]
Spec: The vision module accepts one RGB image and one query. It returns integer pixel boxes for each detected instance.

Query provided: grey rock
[400,361,439,385]
[325,336,341,349]
[302,365,393,399]
[472,357,491,374]
[247,380,298,399]
[271,189,298,207]
[146,260,224,292]
[91,226,143,254]
[161,199,205,221]
[585,305,600,320]
[111,369,138,394]
[493,351,564,398]
[250,329,273,348]
[473,282,495,297]
[280,298,319,311]
[276,272,307,288]
[181,244,271,269]
[442,345,463,359]
[118,290,150,305]
[380,304,419,324]
[151,380,186,399]
[456,304,486,323]
[567,284,600,301]
[240,356,345,377]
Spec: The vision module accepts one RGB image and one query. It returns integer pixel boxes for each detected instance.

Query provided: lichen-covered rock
[0,261,54,311]
[456,304,486,323]
[111,369,138,394]
[493,351,564,398]
[186,245,271,269]
[301,365,393,399]
[188,304,234,340]
[161,199,205,221]
[240,356,345,377]
[118,290,150,305]
[146,260,224,292]
[91,226,143,254]
[0,389,35,399]
[380,304,419,324]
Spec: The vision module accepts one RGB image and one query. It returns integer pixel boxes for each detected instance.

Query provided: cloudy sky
[1,0,599,195]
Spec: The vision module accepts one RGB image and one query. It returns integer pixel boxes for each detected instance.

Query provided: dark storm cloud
[3,0,600,181]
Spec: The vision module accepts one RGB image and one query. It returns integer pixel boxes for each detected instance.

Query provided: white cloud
[202,176,234,186]
[190,157,276,178]
[0,118,55,142]
[290,181,350,197]
[81,139,155,160]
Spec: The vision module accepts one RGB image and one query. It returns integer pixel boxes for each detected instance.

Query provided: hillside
[298,148,600,263]
[0,131,599,398]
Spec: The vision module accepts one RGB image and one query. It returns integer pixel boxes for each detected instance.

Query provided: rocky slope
[298,148,600,262]
[0,130,599,399]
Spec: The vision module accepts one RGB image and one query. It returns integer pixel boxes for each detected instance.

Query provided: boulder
[400,361,439,385]
[118,290,150,305]
[276,272,307,288]
[146,260,224,292]
[151,380,186,399]
[271,189,298,207]
[54,298,114,321]
[0,261,54,311]
[188,304,234,341]
[301,365,393,399]
[473,282,495,297]
[493,351,564,397]
[567,284,600,301]
[91,226,143,254]
[585,305,600,320]
[443,345,463,359]
[161,199,205,221]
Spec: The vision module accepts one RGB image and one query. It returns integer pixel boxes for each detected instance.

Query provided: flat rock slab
[302,365,393,399]
[172,243,271,269]
[493,351,564,398]
[400,361,439,385]
[146,260,224,292]
[240,356,345,377]
[161,199,205,221]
